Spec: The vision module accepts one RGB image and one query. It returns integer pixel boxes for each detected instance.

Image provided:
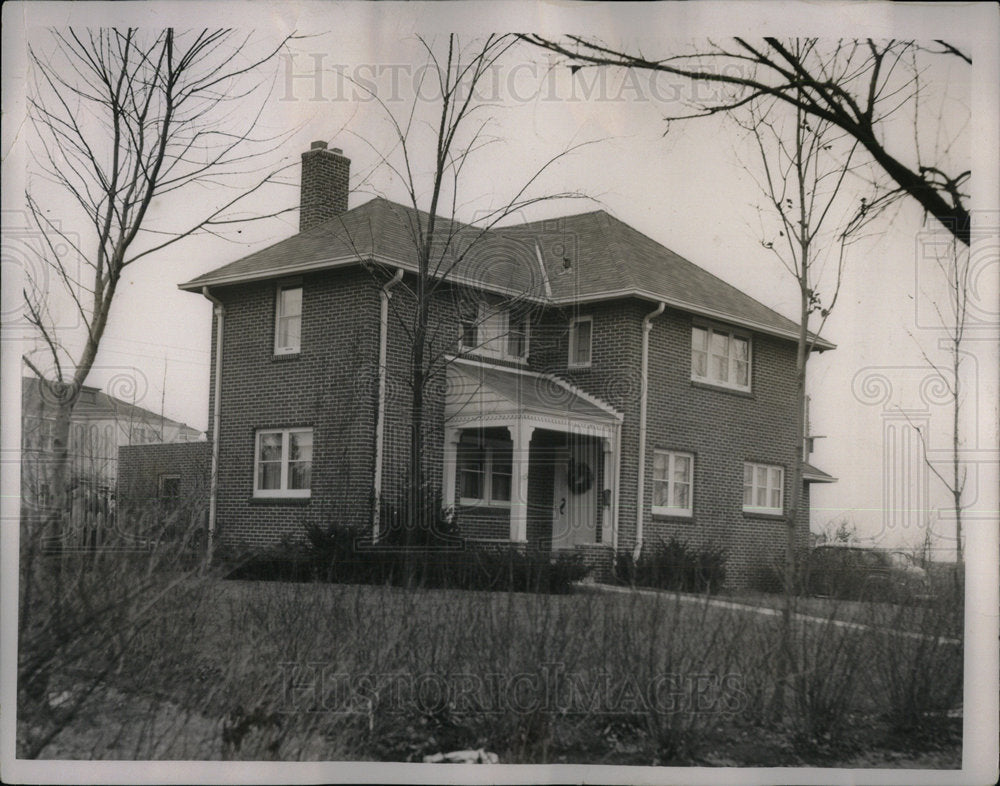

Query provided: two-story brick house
[179,142,835,586]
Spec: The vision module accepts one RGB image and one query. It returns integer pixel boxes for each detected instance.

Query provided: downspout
[373,268,405,538]
[633,301,665,563]
[201,287,224,564]
[611,421,622,553]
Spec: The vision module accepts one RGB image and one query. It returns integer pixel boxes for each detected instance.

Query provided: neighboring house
[179,142,836,586]
[118,440,212,546]
[21,376,204,549]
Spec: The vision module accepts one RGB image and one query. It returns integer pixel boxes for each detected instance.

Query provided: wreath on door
[567,457,594,495]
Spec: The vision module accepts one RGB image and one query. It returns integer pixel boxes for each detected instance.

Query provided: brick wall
[206,266,380,550]
[118,441,211,506]
[204,263,811,587]
[117,440,211,543]
[529,298,810,589]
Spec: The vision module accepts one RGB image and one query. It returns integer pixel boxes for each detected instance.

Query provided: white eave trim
[802,471,838,483]
[180,261,835,351]
[549,288,836,351]
[178,253,548,303]
[449,354,624,422]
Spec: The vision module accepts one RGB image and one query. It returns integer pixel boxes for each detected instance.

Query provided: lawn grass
[20,558,964,765]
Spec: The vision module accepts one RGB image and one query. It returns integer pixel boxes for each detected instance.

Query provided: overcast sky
[3,1,998,558]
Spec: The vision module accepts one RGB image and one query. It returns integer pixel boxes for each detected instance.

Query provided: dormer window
[275,284,302,355]
[459,303,528,362]
[691,323,750,391]
[568,316,592,368]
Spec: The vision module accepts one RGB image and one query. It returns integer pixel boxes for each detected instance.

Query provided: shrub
[226,525,589,594]
[749,547,810,596]
[377,486,461,551]
[862,598,963,739]
[615,536,726,593]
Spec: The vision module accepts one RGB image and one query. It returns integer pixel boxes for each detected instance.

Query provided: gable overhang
[547,289,836,352]
[181,260,834,352]
[178,253,546,303]
[802,462,838,483]
[445,356,622,438]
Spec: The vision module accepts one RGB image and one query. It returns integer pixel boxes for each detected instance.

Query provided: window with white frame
[691,324,750,391]
[743,462,783,514]
[274,285,302,354]
[254,428,312,498]
[568,316,593,367]
[458,304,528,361]
[457,437,513,506]
[652,450,694,516]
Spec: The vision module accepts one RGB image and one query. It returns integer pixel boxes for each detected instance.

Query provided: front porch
[443,358,623,558]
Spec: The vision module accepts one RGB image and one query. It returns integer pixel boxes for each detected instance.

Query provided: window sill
[249,495,311,506]
[690,379,753,398]
[458,500,511,510]
[651,510,694,521]
[742,509,785,521]
[272,351,301,361]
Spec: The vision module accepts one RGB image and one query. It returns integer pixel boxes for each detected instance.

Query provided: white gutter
[201,287,224,563]
[373,268,405,538]
[633,301,665,563]
[182,260,835,353]
[612,421,622,554]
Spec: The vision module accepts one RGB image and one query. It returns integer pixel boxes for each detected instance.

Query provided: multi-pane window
[254,428,312,498]
[568,316,592,367]
[651,450,694,516]
[275,285,303,354]
[691,324,750,391]
[743,462,783,514]
[459,304,528,361]
[457,438,513,506]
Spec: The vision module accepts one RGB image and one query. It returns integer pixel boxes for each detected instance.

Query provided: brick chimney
[299,141,350,232]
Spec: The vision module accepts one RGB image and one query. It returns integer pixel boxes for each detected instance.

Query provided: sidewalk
[573,581,962,646]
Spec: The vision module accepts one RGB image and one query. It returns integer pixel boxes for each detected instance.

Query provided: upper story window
[691,323,750,391]
[457,436,513,506]
[743,462,783,515]
[652,450,693,517]
[568,316,592,368]
[254,427,312,498]
[459,303,528,362]
[275,284,302,355]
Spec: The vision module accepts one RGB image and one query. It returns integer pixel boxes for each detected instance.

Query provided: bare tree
[732,76,882,719]
[521,37,971,245]
[340,34,590,536]
[21,27,294,547]
[18,26,295,757]
[910,235,969,564]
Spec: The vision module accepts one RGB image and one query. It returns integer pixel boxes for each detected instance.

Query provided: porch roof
[445,357,622,434]
[802,461,837,483]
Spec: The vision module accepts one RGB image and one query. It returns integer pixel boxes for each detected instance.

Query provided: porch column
[602,436,614,544]
[508,421,534,542]
[443,427,461,508]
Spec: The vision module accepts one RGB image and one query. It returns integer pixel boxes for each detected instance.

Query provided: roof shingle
[180,197,833,349]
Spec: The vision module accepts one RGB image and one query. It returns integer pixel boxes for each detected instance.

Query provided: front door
[550,439,598,549]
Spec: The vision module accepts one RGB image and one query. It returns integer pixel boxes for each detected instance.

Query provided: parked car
[805,545,933,604]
